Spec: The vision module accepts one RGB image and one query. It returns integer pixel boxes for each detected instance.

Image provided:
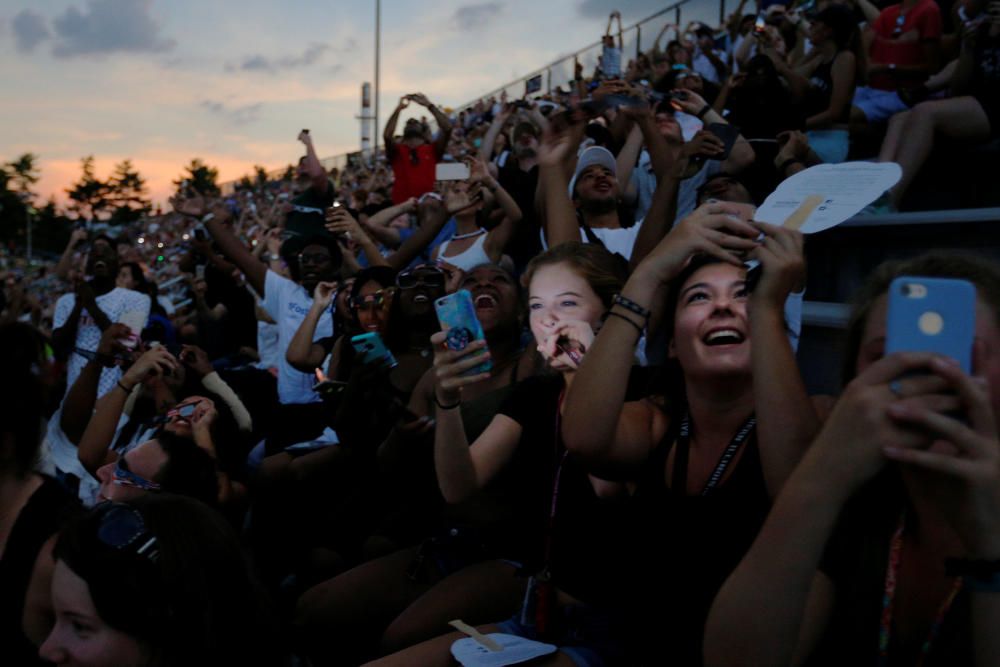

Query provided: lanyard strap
[878,514,963,667]
[542,388,570,569]
[672,413,757,496]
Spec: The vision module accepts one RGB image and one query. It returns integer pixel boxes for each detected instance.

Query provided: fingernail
[882,446,902,457]
[887,403,909,417]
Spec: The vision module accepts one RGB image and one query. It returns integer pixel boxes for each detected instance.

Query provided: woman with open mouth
[365,243,642,666]
[557,200,819,665]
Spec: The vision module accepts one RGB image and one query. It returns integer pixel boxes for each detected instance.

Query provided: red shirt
[869,0,942,90]
[390,143,438,203]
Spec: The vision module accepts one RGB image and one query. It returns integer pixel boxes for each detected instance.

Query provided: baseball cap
[568,146,617,198]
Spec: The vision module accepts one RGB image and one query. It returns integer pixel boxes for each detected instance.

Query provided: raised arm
[298,131,329,194]
[562,204,760,469]
[410,93,454,159]
[705,352,948,666]
[176,196,267,296]
[54,228,88,281]
[468,158,522,259]
[286,281,336,373]
[673,89,754,173]
[429,331,521,502]
[479,105,513,163]
[385,195,451,271]
[77,347,179,476]
[536,115,584,248]
[383,97,408,155]
[60,324,131,444]
[325,208,389,268]
[745,222,819,496]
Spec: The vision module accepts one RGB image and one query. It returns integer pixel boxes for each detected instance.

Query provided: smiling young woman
[558,201,824,664]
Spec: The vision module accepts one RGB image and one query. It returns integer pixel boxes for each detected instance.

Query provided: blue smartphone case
[350,332,398,369]
[885,276,976,373]
[435,290,492,376]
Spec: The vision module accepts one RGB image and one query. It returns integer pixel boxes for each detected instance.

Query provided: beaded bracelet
[606,311,644,337]
[612,294,651,323]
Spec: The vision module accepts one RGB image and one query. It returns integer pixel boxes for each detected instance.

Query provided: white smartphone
[435,163,470,181]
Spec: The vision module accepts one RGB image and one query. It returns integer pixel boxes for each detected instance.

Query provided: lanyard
[671,413,757,496]
[877,514,963,667]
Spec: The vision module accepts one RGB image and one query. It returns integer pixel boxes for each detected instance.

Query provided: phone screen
[435,163,471,181]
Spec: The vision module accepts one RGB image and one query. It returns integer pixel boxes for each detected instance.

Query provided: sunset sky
[1,0,718,208]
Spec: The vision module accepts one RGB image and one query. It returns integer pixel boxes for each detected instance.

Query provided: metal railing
[221,0,728,192]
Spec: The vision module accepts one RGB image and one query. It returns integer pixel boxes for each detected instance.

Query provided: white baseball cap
[568,146,617,198]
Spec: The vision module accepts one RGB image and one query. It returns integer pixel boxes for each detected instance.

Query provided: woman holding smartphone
[555,200,819,665]
[706,254,1000,666]
[366,243,640,665]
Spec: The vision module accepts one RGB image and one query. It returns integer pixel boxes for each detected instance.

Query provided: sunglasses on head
[96,502,160,563]
[112,457,162,492]
[396,266,447,290]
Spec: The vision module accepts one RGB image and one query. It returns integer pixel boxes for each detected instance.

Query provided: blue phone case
[434,290,492,376]
[350,332,398,369]
[885,276,975,373]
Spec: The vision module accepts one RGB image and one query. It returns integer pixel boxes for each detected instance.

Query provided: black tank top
[624,412,772,666]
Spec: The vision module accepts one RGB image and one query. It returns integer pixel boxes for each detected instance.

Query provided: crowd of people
[2,0,1000,665]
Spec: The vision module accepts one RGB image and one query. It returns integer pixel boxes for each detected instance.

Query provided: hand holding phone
[435,290,492,377]
[885,276,976,373]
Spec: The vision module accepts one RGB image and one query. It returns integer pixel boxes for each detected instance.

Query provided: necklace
[450,228,487,241]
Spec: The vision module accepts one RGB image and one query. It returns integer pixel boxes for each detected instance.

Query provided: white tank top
[436,231,492,272]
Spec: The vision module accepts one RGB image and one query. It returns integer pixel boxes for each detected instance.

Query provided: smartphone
[350,332,398,369]
[754,13,767,33]
[435,163,471,181]
[118,310,146,350]
[705,123,741,161]
[435,290,492,376]
[885,276,976,374]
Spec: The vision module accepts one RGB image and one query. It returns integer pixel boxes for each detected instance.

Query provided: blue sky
[0,0,719,205]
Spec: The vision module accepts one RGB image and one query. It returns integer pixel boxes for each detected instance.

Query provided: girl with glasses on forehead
[40,495,284,666]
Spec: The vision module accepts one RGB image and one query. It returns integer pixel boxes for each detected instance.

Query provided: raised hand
[122,346,180,387]
[882,359,1000,558]
[683,130,726,162]
[810,353,964,494]
[409,93,432,107]
[171,192,207,218]
[430,332,491,406]
[180,344,215,378]
[325,208,363,239]
[538,320,595,370]
[536,121,576,167]
[637,201,761,284]
[312,280,339,309]
[670,89,709,116]
[747,221,805,309]
[96,323,132,366]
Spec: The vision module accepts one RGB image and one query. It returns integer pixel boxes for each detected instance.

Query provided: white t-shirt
[541,216,645,261]
[692,47,725,83]
[262,270,334,404]
[53,287,151,399]
[674,160,724,225]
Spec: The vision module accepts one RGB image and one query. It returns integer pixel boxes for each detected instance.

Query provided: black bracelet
[116,380,133,394]
[696,104,712,119]
[606,310,644,337]
[612,294,651,323]
[778,157,803,174]
[434,395,461,410]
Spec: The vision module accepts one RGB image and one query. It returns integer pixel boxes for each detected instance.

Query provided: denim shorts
[853,86,909,124]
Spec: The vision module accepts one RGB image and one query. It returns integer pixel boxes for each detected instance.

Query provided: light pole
[373,0,381,166]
